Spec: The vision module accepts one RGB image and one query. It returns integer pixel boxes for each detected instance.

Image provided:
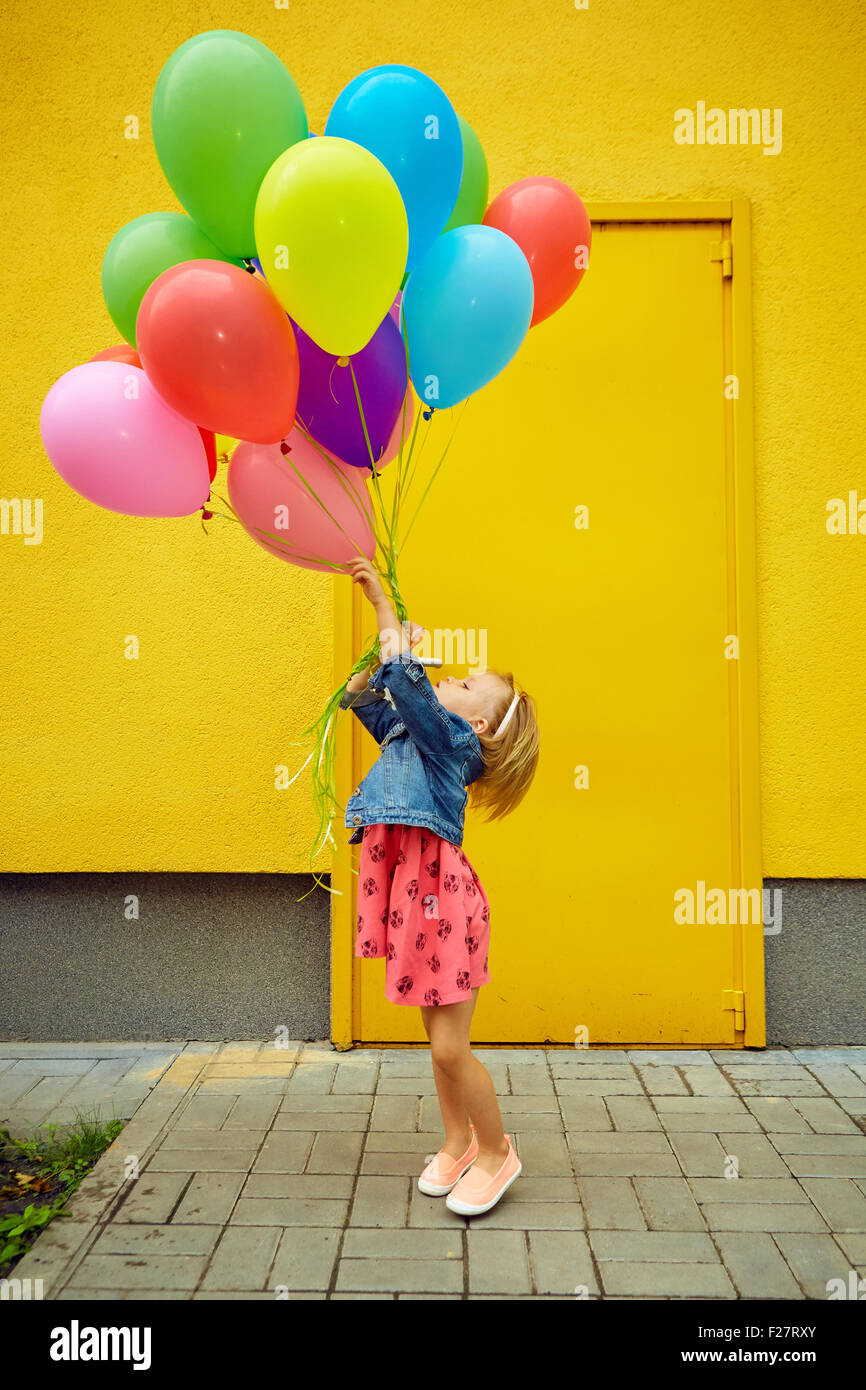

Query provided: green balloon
[151,30,308,259]
[443,115,489,232]
[101,212,241,347]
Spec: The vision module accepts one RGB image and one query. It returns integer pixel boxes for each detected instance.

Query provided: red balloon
[136,260,299,444]
[483,177,591,326]
[89,344,142,366]
[199,428,218,482]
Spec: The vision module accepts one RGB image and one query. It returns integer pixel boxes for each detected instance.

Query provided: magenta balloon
[292,311,407,469]
[227,429,376,572]
[41,362,210,517]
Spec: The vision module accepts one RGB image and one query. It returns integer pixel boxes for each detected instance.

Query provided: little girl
[341,556,540,1216]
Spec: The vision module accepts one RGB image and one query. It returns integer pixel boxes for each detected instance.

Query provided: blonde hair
[467,670,540,823]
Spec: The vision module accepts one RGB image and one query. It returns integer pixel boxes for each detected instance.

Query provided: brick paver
[0,1043,182,1138]
[5,1044,866,1300]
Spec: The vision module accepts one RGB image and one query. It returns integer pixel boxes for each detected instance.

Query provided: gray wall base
[0,876,862,1044]
[0,873,330,1042]
[764,878,865,1046]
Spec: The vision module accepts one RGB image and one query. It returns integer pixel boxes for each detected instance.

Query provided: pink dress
[355,823,491,1006]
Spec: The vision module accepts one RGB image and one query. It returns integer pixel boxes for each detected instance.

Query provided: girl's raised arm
[345,556,422,665]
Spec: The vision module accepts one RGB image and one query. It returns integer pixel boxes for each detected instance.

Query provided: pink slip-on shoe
[418,1126,478,1196]
[445,1134,522,1215]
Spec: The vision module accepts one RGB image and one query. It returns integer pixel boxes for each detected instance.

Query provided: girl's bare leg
[421,988,509,1177]
[420,1001,472,1157]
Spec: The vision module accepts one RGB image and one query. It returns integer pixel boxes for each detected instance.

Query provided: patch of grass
[0,1111,124,1276]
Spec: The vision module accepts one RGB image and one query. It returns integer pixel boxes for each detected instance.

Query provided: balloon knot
[422,407,435,420]
[242,259,256,274]
[336,356,350,367]
[201,508,213,521]
[280,441,291,455]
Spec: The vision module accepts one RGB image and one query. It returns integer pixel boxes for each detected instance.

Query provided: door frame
[330,199,763,1049]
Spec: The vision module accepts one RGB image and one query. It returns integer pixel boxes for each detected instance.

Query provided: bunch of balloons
[40,29,591,573]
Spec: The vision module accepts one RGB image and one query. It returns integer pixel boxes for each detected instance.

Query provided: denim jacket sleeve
[338,683,403,746]
[368,648,473,759]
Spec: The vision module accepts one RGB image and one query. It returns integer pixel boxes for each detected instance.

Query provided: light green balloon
[443,115,489,232]
[151,29,308,259]
[101,213,242,347]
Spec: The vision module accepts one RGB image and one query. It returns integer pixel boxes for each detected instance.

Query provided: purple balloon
[291,312,408,469]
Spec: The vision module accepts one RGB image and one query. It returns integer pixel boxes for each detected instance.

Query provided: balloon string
[389,397,424,547]
[327,357,341,406]
[270,436,376,562]
[208,487,352,572]
[400,400,469,554]
[293,418,386,549]
[396,408,431,522]
[249,335,459,892]
[391,348,414,532]
[348,359,403,578]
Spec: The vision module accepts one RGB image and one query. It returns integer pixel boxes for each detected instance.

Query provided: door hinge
[709,238,733,278]
[722,988,746,1028]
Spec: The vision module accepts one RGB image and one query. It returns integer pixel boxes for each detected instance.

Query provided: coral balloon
[254,136,408,355]
[483,177,591,326]
[228,431,376,571]
[137,260,299,444]
[40,362,210,517]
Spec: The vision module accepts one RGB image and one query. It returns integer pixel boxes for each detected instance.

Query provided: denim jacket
[340,648,484,845]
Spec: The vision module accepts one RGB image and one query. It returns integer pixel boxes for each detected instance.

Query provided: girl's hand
[345,555,387,606]
[379,620,427,663]
[345,557,426,660]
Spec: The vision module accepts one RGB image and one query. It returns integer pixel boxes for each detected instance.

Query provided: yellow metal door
[340,209,764,1047]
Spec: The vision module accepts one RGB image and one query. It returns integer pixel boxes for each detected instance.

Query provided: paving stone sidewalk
[4,1043,866,1300]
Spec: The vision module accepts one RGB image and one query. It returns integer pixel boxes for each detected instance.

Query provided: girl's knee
[429,1034,471,1073]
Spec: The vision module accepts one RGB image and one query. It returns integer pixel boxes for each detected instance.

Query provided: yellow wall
[1,0,864,874]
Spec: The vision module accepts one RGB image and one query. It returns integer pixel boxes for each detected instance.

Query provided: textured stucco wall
[1,0,864,875]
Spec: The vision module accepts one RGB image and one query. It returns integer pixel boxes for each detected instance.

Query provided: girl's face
[434,671,503,735]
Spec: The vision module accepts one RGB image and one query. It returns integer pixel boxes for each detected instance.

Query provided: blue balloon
[401,226,534,409]
[325,65,462,272]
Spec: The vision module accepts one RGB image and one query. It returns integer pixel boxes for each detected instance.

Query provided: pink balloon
[377,389,415,469]
[41,362,210,517]
[228,429,376,572]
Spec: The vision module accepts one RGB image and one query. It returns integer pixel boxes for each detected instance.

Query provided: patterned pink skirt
[354,823,491,1006]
